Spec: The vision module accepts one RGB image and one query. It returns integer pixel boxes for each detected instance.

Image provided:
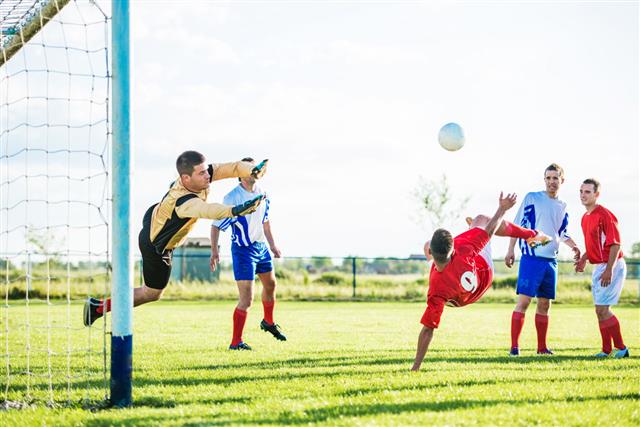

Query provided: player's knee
[537,299,551,312]
[238,294,253,309]
[147,289,163,302]
[595,306,609,318]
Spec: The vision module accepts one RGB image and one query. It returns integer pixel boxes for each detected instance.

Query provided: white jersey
[212,185,270,247]
[513,191,570,259]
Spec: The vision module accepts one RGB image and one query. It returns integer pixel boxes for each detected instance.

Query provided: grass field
[1,301,639,426]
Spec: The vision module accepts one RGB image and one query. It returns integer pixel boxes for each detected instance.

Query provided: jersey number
[460,271,478,292]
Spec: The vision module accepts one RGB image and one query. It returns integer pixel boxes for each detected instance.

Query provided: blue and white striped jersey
[513,191,570,258]
[212,185,270,247]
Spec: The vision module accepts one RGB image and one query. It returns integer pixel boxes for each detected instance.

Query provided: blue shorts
[516,255,557,300]
[231,241,273,281]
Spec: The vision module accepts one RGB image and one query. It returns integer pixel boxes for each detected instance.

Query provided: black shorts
[139,205,172,290]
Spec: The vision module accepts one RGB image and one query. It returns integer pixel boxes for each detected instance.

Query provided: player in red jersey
[411,192,550,371]
[574,178,629,358]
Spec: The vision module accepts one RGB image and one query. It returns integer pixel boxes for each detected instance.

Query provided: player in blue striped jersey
[210,158,286,350]
[504,163,581,356]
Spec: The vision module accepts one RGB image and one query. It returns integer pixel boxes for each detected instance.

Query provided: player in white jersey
[210,158,286,350]
[504,163,581,356]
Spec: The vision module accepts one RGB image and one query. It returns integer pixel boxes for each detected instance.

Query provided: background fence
[147,252,640,304]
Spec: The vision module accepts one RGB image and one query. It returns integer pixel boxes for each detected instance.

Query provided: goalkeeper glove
[251,159,268,179]
[231,194,265,216]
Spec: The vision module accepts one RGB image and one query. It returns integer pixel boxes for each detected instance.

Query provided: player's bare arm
[600,244,621,287]
[263,221,282,258]
[563,238,581,261]
[504,237,517,268]
[210,226,221,272]
[411,326,434,371]
[574,253,588,273]
[483,192,517,238]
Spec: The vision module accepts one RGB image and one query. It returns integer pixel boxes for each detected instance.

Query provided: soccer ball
[438,122,465,151]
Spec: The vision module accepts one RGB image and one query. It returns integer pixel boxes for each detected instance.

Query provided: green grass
[1,302,639,426]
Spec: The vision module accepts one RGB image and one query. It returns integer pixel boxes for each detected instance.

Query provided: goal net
[1,0,112,407]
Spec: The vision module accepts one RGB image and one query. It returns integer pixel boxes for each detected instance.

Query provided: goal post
[0,0,132,407]
[110,0,132,408]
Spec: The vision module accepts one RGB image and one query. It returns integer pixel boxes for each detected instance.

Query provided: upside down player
[83,151,269,326]
[411,192,551,371]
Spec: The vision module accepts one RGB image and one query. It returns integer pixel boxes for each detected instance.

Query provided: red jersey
[421,227,493,329]
[581,205,623,264]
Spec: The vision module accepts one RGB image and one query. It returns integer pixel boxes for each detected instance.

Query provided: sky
[2,0,638,262]
[126,0,639,259]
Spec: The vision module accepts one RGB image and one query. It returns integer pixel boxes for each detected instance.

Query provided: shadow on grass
[5,348,634,396]
[80,392,640,426]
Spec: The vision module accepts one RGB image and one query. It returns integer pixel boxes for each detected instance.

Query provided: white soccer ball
[438,122,465,151]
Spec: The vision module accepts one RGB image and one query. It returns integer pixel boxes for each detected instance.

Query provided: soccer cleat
[231,194,264,216]
[537,348,554,355]
[260,319,287,341]
[614,347,629,359]
[593,351,611,358]
[229,342,252,351]
[526,230,552,249]
[83,297,103,327]
[251,159,269,179]
[509,347,520,357]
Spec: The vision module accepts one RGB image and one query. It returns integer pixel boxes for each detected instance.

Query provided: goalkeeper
[84,151,268,326]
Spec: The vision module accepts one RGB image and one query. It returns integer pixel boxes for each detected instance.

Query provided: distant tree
[310,256,333,271]
[413,174,470,230]
[26,226,65,268]
[631,241,640,258]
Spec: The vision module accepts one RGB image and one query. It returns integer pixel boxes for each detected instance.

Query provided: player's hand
[504,250,515,268]
[270,245,282,258]
[498,192,517,211]
[571,247,581,262]
[574,257,587,273]
[251,159,268,179]
[600,269,613,287]
[210,251,220,272]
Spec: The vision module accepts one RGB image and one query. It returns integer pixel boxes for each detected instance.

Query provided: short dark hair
[545,163,564,179]
[239,157,254,181]
[582,178,600,192]
[430,229,453,264]
[176,151,205,177]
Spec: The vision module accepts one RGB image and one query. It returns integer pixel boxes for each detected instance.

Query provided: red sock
[603,315,625,350]
[502,221,536,239]
[535,313,549,351]
[96,298,111,314]
[262,300,275,325]
[511,311,525,349]
[598,319,613,354]
[231,308,248,346]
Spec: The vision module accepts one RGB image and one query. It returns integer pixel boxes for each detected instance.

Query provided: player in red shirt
[574,178,629,358]
[411,192,551,371]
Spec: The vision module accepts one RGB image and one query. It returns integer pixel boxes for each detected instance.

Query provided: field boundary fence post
[352,257,357,298]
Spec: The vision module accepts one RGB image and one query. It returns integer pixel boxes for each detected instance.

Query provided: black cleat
[83,297,103,327]
[251,159,268,179]
[260,319,287,341]
[231,194,265,216]
[229,342,252,351]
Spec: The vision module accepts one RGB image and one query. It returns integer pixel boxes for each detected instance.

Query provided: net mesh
[1,0,111,406]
